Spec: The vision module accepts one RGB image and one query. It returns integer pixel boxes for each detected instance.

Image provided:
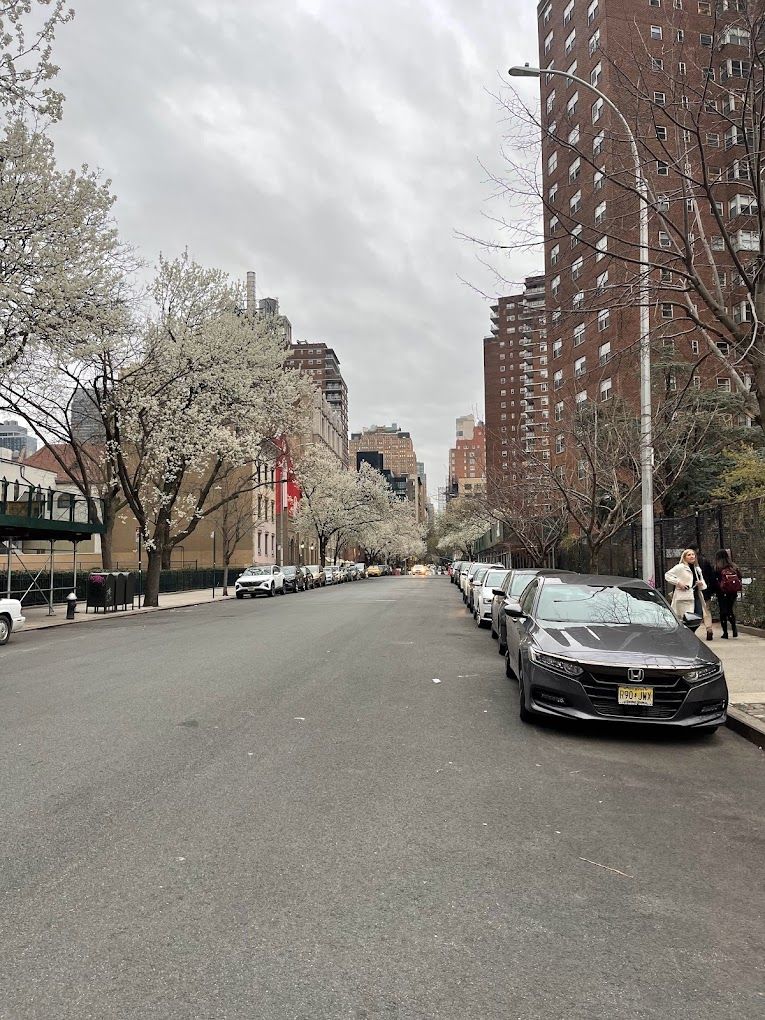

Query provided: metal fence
[4,566,229,608]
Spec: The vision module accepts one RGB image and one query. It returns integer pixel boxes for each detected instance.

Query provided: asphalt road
[1,576,763,1020]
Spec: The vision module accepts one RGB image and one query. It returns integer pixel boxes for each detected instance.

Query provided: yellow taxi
[410,564,429,576]
[367,564,383,577]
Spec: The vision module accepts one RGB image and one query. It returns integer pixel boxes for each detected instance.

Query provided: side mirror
[503,599,525,618]
[682,611,703,631]
[492,588,506,598]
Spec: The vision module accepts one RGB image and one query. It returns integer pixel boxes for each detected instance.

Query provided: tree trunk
[161,545,172,570]
[319,538,327,568]
[143,548,163,607]
[222,560,230,597]
[100,524,115,570]
[587,542,600,573]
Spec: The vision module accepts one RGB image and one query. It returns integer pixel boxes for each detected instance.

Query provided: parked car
[503,574,728,732]
[492,568,579,655]
[367,565,383,577]
[410,564,429,576]
[353,563,368,579]
[467,563,503,612]
[234,564,285,598]
[473,567,511,628]
[324,566,340,584]
[299,566,315,590]
[305,565,326,587]
[0,597,25,645]
[460,562,476,599]
[282,565,305,593]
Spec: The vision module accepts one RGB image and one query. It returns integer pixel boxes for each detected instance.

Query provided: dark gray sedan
[503,575,728,733]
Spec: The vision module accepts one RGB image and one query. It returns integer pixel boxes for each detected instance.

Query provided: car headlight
[529,648,583,677]
[684,662,723,684]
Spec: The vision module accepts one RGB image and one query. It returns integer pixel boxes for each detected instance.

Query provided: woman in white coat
[665,549,706,621]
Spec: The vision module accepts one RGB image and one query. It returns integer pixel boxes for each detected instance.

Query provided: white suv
[234,565,285,598]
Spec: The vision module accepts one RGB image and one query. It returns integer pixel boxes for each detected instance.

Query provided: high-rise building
[289,341,349,467]
[0,420,39,460]
[349,424,427,521]
[448,416,488,498]
[483,275,548,499]
[535,0,754,478]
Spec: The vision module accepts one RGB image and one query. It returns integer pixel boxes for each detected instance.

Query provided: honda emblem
[627,668,645,683]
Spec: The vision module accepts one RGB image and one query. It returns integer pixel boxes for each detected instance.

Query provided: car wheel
[490,623,498,639]
[518,669,535,723]
[0,615,10,645]
[505,650,515,679]
[235,592,244,600]
[498,630,506,656]
[269,585,275,597]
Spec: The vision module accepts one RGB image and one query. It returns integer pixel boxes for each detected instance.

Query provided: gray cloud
[51,0,540,495]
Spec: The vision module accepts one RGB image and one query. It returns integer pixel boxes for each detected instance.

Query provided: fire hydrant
[66,591,77,620]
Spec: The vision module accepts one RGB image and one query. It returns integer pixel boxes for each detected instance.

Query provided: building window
[600,378,612,401]
[574,324,586,346]
[549,182,558,204]
[594,201,606,224]
[653,91,666,107]
[556,435,565,454]
[592,97,604,122]
[659,231,672,248]
[652,57,664,72]
[554,370,563,390]
[699,33,713,47]
[589,29,600,55]
[593,131,605,156]
[598,308,610,331]
[591,62,602,87]
[569,157,581,183]
[596,271,608,294]
[598,341,611,365]
[587,0,599,23]
[594,168,604,190]
[550,243,560,266]
[565,30,576,56]
[575,356,587,378]
[650,25,662,40]
[657,160,669,176]
[546,89,556,114]
[661,302,673,318]
[547,151,558,174]
[572,257,584,280]
[717,377,731,392]
[595,235,607,260]
[555,401,564,421]
[571,224,582,247]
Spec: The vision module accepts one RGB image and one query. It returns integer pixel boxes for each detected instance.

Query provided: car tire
[518,669,535,723]
[235,592,244,600]
[0,615,10,645]
[505,650,515,679]
[491,624,498,639]
[269,585,275,597]
[498,631,506,656]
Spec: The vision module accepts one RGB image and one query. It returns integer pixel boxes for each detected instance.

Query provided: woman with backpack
[715,549,743,638]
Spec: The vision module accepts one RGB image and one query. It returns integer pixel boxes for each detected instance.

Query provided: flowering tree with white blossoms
[98,253,308,606]
[356,498,426,566]
[436,497,492,560]
[0,1,73,121]
[292,448,392,567]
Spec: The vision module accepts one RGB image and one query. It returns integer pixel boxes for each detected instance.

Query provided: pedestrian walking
[688,544,717,641]
[715,548,742,639]
[665,549,706,622]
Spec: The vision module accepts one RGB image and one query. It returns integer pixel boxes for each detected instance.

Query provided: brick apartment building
[448,415,487,497]
[483,275,548,498]
[349,424,427,521]
[534,0,755,480]
[288,342,349,467]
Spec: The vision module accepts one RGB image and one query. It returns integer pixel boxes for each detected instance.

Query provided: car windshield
[536,583,677,627]
[473,567,488,584]
[244,567,269,576]
[484,570,508,588]
[283,567,297,576]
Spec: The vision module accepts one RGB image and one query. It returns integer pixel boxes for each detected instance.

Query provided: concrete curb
[22,594,229,633]
[726,706,765,751]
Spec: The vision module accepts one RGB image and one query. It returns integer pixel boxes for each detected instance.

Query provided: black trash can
[125,572,136,607]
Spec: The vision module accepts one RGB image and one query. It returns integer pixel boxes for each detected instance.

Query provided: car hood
[534,621,720,668]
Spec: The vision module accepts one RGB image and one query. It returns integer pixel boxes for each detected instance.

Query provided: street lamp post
[508,63,654,585]
[211,531,216,600]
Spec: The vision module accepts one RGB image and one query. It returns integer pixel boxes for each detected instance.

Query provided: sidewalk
[19,587,229,632]
[704,627,765,748]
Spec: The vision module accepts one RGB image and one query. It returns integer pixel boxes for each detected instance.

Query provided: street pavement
[1,577,763,1019]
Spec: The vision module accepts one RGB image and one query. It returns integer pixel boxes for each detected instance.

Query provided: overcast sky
[51,0,541,497]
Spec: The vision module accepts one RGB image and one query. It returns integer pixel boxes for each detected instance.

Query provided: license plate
[618,686,654,706]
